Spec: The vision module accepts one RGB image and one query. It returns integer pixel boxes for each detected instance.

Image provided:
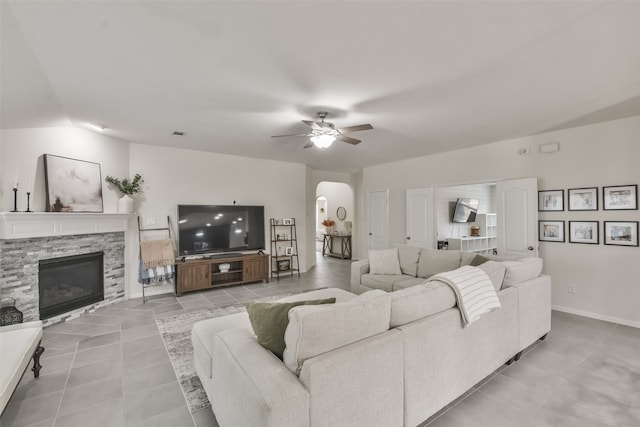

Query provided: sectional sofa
[191,246,551,427]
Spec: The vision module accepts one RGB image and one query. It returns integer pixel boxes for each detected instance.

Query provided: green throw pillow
[245,298,336,359]
[470,254,490,266]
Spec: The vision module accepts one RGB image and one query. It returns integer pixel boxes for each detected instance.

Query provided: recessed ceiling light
[173,130,187,137]
[88,123,107,132]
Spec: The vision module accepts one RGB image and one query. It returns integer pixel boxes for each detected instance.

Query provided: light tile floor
[2,253,639,426]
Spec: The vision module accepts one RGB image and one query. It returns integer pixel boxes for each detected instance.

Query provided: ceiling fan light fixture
[311,134,336,148]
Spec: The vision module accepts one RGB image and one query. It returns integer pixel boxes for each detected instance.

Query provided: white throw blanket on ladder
[426,265,501,327]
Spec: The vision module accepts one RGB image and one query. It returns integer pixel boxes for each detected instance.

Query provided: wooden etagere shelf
[270,218,300,281]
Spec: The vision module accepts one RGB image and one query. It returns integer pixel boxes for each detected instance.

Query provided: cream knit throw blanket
[140,239,175,269]
[426,265,501,327]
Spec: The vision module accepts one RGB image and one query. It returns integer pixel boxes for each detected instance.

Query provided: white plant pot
[118,195,134,213]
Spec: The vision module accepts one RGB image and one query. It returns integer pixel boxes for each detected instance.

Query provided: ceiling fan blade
[271,133,310,138]
[337,124,373,134]
[337,135,361,145]
[302,120,322,130]
[303,141,314,149]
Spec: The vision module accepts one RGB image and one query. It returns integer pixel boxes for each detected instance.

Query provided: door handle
[527,246,534,251]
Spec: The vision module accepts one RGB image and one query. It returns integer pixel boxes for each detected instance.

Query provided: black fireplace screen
[38,251,104,319]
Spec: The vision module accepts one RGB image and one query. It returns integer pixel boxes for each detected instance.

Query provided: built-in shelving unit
[447,213,497,255]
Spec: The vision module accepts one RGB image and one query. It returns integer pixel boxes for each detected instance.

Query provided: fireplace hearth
[39,252,105,319]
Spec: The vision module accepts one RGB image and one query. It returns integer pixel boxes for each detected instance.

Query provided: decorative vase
[118,195,134,213]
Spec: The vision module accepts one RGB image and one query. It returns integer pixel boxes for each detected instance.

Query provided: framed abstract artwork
[44,154,103,212]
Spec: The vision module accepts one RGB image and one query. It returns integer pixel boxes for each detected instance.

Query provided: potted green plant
[105,174,144,213]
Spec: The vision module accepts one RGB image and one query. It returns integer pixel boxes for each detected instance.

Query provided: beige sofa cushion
[361,274,417,292]
[391,277,426,291]
[192,311,251,380]
[417,248,461,278]
[389,282,456,327]
[245,298,336,359]
[477,260,507,292]
[459,251,478,266]
[501,257,543,288]
[283,290,392,375]
[369,248,402,275]
[398,245,422,276]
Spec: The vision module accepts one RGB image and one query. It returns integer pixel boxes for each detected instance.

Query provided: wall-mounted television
[177,205,265,256]
[451,198,479,223]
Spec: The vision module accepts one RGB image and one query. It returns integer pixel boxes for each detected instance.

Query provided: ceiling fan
[271,111,373,149]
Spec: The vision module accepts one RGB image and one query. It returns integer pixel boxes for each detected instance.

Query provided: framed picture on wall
[539,220,565,242]
[538,190,564,211]
[569,221,599,244]
[44,154,103,212]
[568,187,598,211]
[604,221,639,247]
[603,185,638,210]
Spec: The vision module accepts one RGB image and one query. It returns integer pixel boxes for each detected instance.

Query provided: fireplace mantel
[0,212,133,240]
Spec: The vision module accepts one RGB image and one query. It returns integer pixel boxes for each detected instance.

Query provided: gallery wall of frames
[537,184,638,247]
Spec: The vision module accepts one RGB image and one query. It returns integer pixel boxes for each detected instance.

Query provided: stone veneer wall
[0,232,125,324]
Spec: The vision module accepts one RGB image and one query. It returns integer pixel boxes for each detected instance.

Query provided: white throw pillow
[369,248,402,275]
[501,257,543,288]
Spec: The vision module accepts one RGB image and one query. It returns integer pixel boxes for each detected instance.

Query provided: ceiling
[2,1,640,173]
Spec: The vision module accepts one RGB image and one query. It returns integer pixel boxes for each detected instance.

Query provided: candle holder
[11,188,18,212]
[25,192,32,212]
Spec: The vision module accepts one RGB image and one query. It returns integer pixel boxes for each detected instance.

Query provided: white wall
[129,143,308,297]
[1,127,129,212]
[359,116,640,326]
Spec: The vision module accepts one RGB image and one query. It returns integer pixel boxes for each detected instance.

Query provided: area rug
[157,293,297,414]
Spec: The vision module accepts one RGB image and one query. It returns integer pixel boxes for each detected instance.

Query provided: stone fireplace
[0,213,129,325]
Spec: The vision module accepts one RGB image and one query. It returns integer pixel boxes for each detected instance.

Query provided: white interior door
[496,177,538,257]
[406,188,434,248]
[367,190,389,250]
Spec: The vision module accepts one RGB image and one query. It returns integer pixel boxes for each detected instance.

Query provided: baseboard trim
[552,304,640,329]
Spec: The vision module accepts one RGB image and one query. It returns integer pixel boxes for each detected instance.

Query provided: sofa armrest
[210,327,309,427]
[510,274,551,351]
[350,259,370,294]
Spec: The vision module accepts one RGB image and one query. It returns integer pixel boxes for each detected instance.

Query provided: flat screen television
[177,205,265,256]
[451,198,479,223]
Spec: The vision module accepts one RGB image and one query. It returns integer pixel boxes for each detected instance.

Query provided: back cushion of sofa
[477,260,507,292]
[501,257,543,288]
[459,251,477,266]
[368,248,402,275]
[283,290,392,375]
[417,248,462,279]
[389,282,456,327]
[398,245,422,276]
